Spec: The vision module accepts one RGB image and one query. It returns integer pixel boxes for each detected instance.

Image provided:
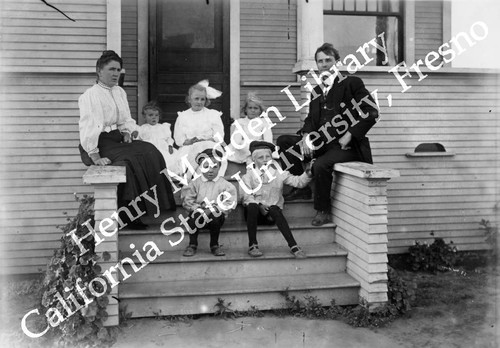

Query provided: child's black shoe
[211,245,225,256]
[183,245,197,257]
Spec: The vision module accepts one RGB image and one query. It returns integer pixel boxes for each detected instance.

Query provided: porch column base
[83,165,126,326]
[332,162,399,308]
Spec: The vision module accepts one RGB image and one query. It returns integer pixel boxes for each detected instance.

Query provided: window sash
[323,0,405,64]
[324,0,402,15]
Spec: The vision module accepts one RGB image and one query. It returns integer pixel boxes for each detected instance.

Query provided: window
[323,0,404,66]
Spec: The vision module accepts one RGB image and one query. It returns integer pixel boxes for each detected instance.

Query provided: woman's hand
[93,157,111,166]
[89,152,110,166]
[339,131,352,150]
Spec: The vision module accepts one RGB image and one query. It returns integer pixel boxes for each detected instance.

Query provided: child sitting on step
[239,141,312,259]
[138,101,182,175]
[227,92,274,165]
[181,149,237,257]
[174,80,227,178]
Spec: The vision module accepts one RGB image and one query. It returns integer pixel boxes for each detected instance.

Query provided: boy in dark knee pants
[181,149,237,257]
[239,141,312,258]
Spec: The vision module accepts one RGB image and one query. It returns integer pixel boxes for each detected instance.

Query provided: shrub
[34,195,117,347]
[480,219,498,260]
[213,297,237,319]
[408,238,458,272]
[387,266,416,314]
[277,271,416,328]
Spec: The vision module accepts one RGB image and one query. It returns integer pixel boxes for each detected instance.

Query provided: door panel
[149,0,230,141]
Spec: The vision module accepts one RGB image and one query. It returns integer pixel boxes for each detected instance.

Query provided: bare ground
[1,264,498,348]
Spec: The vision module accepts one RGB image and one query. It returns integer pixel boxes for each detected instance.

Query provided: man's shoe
[211,245,225,257]
[284,186,312,201]
[183,245,197,257]
[311,211,332,226]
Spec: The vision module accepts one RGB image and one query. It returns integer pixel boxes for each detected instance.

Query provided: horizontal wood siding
[0,0,106,73]
[120,0,138,120]
[414,1,443,62]
[123,86,139,121]
[0,74,96,274]
[0,0,107,274]
[121,0,138,84]
[120,0,140,121]
[240,0,302,140]
[353,70,499,254]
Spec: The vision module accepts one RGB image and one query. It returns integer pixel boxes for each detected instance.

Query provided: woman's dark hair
[314,43,341,62]
[96,50,123,71]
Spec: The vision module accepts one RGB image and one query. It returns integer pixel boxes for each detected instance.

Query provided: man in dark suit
[277,43,379,226]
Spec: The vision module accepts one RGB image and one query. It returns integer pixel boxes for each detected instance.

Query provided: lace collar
[97,81,114,90]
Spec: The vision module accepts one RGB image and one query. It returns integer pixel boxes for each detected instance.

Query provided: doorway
[149,0,231,141]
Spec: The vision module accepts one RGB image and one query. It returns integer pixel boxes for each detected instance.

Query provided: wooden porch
[83,161,399,325]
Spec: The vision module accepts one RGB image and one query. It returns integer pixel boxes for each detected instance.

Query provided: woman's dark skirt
[98,130,175,215]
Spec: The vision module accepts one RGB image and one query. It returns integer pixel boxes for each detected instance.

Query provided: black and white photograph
[0,0,498,347]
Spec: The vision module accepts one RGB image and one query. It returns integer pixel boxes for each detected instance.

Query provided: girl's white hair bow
[198,79,222,100]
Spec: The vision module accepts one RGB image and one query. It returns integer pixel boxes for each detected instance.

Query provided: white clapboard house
[1,0,498,326]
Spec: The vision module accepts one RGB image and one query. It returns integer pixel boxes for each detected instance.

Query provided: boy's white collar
[200,175,220,182]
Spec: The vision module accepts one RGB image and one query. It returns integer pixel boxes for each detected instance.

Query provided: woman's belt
[103,124,118,133]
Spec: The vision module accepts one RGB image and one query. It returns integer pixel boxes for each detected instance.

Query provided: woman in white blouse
[79,51,175,228]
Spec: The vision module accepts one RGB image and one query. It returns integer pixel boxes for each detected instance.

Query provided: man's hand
[339,131,352,150]
[259,203,270,216]
[131,130,139,139]
[301,133,313,157]
[123,132,132,143]
[305,159,314,178]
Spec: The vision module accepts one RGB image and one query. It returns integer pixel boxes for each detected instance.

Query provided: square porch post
[83,165,126,326]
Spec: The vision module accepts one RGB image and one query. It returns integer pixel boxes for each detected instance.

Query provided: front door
[149,0,230,141]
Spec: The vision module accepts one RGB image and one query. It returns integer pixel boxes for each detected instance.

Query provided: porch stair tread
[120,243,347,264]
[120,272,359,298]
[123,216,336,234]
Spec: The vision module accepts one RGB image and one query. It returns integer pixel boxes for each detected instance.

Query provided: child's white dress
[227,116,274,164]
[174,107,227,177]
[138,123,182,175]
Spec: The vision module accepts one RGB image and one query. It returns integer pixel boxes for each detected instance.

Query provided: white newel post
[332,162,400,307]
[83,165,126,326]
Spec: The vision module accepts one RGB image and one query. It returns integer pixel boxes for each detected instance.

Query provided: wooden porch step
[119,243,348,282]
[119,217,336,251]
[119,272,360,317]
[158,198,317,224]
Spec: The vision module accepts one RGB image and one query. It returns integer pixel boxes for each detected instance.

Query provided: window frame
[323,0,405,65]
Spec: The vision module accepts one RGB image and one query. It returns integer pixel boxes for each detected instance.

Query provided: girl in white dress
[227,92,274,164]
[174,81,227,177]
[138,101,182,176]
